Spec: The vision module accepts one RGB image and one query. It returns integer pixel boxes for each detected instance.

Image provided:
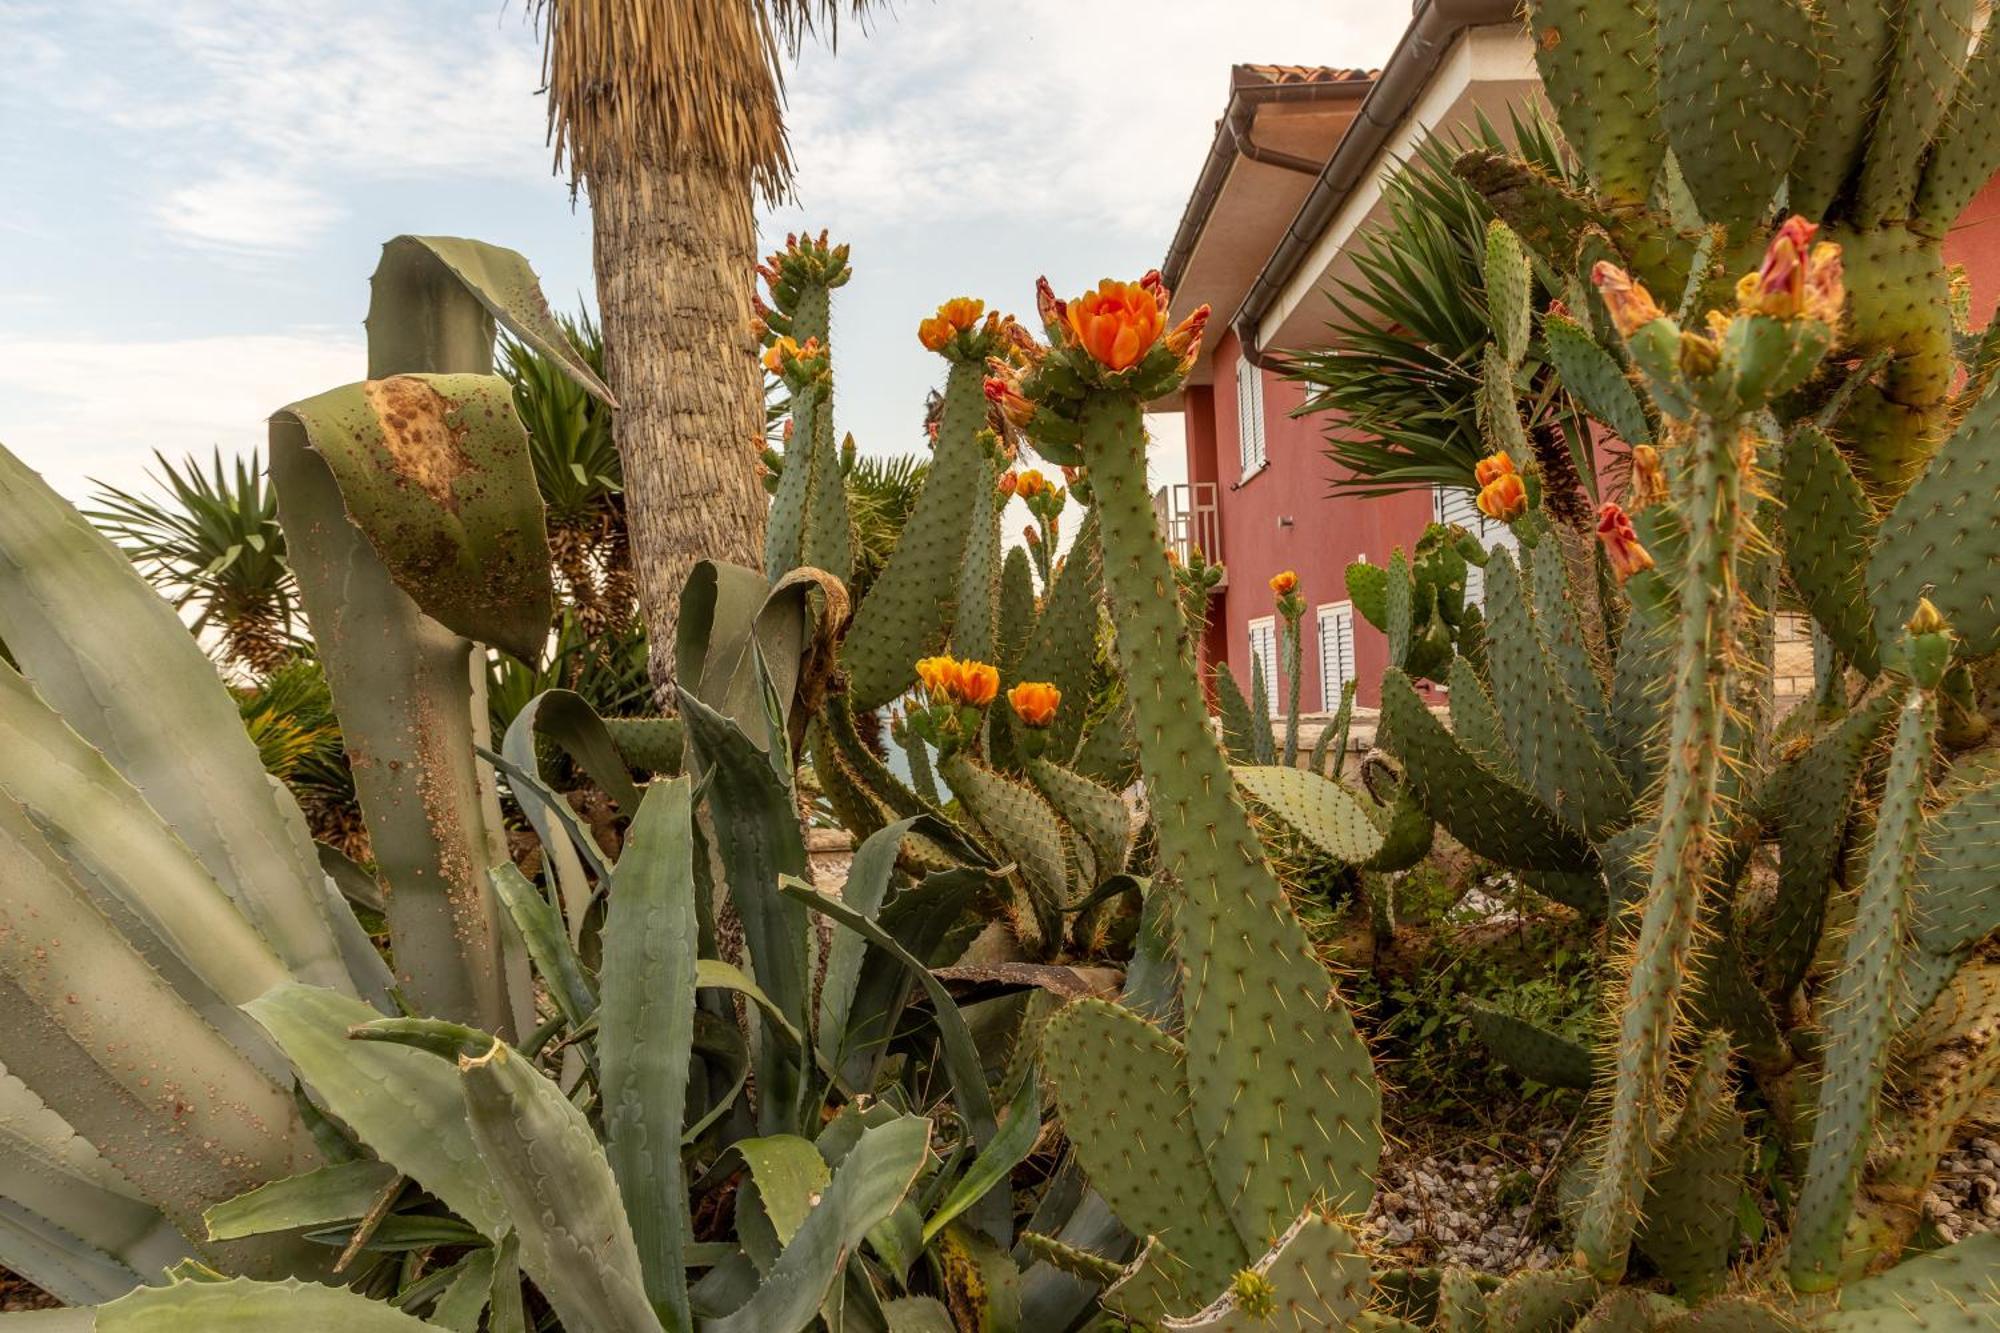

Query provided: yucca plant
[1285,107,1603,502]
[87,447,301,676]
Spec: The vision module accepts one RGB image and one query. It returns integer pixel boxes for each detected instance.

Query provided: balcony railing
[1159,481,1222,580]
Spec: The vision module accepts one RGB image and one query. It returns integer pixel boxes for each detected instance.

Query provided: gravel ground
[1361,1133,1567,1272]
[1927,1133,2000,1243]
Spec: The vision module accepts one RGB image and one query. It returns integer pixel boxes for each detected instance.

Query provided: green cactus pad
[1916,27,2000,230]
[1102,1241,1205,1326]
[1363,781,1437,874]
[1213,661,1262,764]
[1017,512,1103,761]
[1826,1231,2000,1325]
[1071,390,1380,1248]
[842,365,988,709]
[1576,1289,1687,1332]
[1446,653,1514,773]
[1525,0,1664,207]
[1380,669,1596,871]
[602,717,684,777]
[1484,551,1632,839]
[1159,1211,1371,1333]
[996,546,1036,677]
[1543,312,1651,445]
[1635,1040,1743,1300]
[953,459,1001,664]
[1857,0,1981,227]
[1468,1006,1595,1089]
[1231,766,1388,866]
[1435,1266,1491,1332]
[1656,0,1817,224]
[1659,1297,1801,1332]
[1789,0,1897,218]
[1347,560,1390,632]
[1487,220,1535,368]
[1780,423,1881,676]
[1070,697,1139,792]
[941,752,1069,932]
[1765,687,1899,995]
[1028,758,1134,882]
[1871,383,2000,658]
[1484,1268,1600,1332]
[1040,998,1248,1311]
[1792,687,1936,1291]
[765,393,816,583]
[1869,963,2000,1240]
[1531,537,1609,743]
[1386,547,1416,674]
[802,419,852,581]
[1908,774,2000,956]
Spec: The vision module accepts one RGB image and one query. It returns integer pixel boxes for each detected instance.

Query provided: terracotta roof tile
[1233,63,1377,87]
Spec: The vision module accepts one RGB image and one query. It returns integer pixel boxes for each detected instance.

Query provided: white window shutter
[1316,603,1355,706]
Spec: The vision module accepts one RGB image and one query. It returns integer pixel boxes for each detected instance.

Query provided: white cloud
[773,2,1414,231]
[154,167,343,254]
[0,331,364,502]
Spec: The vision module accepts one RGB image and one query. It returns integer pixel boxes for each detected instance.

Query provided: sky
[0,0,1415,505]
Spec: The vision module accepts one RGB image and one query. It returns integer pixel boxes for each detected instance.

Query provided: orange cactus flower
[919,296,986,351]
[1629,444,1668,506]
[915,656,956,699]
[762,336,800,374]
[997,471,1019,497]
[956,661,1000,708]
[1007,681,1062,728]
[1591,262,1666,337]
[1166,547,1183,568]
[1015,468,1051,499]
[1066,279,1168,372]
[1269,570,1298,596]
[1476,472,1529,523]
[1473,451,1516,488]
[1596,502,1655,583]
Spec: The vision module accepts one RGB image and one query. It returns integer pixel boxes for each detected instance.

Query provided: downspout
[1231,0,1519,368]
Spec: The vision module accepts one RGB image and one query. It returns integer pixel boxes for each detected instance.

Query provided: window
[1432,485,1520,605]
[1236,360,1267,479]
[1317,602,1356,709]
[1246,616,1279,716]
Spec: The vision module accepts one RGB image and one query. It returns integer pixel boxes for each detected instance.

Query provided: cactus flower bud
[1596,502,1655,583]
[761,336,799,374]
[1163,303,1212,359]
[1677,330,1721,378]
[1007,680,1062,728]
[1066,278,1168,372]
[1014,469,1051,500]
[1024,525,1040,546]
[1629,444,1667,507]
[1269,570,1298,596]
[1035,276,1067,335]
[997,470,1019,497]
[1473,451,1515,488]
[1475,471,1529,522]
[1591,262,1666,336]
[984,368,1034,429]
[1907,597,1948,637]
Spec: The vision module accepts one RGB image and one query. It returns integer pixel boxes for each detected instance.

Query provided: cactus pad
[941,752,1069,936]
[1790,0,1897,218]
[1526,0,1664,207]
[1483,1268,1600,1332]
[1636,1040,1744,1299]
[1908,775,2000,956]
[1825,1231,2000,1326]
[1780,422,1881,676]
[1531,537,1609,742]
[1040,998,1247,1309]
[1871,382,2000,658]
[1159,1211,1371,1333]
[1856,0,1981,226]
[1916,27,2000,229]
[1231,766,1388,866]
[1543,311,1651,445]
[1017,513,1103,762]
[1483,552,1631,839]
[1469,1007,1595,1089]
[1655,0,1818,224]
[1380,669,1596,871]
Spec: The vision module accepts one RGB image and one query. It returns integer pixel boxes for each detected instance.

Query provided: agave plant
[87,447,301,676]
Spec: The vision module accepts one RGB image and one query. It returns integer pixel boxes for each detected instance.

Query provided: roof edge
[1229,0,1520,366]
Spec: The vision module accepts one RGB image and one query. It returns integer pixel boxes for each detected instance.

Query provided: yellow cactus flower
[1007,681,1062,728]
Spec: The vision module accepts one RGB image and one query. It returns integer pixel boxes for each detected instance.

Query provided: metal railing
[1160,481,1222,575]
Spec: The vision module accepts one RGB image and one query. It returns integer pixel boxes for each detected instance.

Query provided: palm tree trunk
[590,154,769,702]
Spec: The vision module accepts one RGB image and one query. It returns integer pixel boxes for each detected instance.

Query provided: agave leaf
[0,1063,192,1305]
[203,1161,399,1242]
[0,799,313,1268]
[244,985,506,1239]
[598,778,698,1329]
[706,1117,931,1333]
[923,1072,1041,1245]
[270,412,515,1033]
[817,817,919,1073]
[0,441,358,997]
[89,1276,434,1329]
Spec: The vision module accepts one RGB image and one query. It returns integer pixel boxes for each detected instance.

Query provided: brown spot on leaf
[364,375,471,510]
[1540,25,1560,49]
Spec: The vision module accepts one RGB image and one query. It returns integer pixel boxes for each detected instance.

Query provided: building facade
[1157,1,2000,719]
